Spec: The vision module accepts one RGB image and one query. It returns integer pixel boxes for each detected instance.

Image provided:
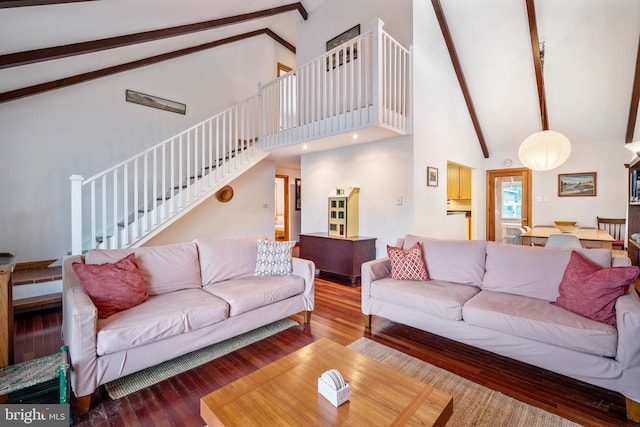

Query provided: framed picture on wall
[427,167,438,187]
[295,178,301,210]
[326,24,360,70]
[558,172,597,197]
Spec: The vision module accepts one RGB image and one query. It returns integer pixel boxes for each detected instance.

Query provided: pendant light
[518,42,571,171]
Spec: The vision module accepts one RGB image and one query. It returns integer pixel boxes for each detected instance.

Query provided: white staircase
[70,19,412,254]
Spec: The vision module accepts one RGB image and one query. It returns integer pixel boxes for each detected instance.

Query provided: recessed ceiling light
[303,144,308,150]
[352,134,359,140]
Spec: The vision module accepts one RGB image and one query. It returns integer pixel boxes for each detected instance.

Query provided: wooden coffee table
[200,338,453,426]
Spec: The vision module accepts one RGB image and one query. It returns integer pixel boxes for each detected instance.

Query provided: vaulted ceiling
[1,0,638,159]
[432,0,640,157]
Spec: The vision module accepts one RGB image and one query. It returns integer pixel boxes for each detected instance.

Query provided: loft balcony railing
[70,19,411,254]
[260,19,411,149]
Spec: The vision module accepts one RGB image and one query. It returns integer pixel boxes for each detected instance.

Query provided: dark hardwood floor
[13,275,633,426]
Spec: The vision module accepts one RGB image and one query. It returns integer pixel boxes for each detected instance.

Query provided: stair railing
[70,19,412,254]
[71,94,262,254]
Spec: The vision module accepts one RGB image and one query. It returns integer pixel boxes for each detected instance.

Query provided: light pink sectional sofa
[361,235,640,420]
[62,236,314,414]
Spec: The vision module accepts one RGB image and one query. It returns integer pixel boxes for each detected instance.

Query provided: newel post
[70,174,83,255]
[370,18,385,125]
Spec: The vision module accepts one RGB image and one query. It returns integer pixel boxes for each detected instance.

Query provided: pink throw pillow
[72,253,149,319]
[552,251,639,325]
[387,242,430,281]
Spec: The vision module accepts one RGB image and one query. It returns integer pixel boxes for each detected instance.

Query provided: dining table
[520,227,614,249]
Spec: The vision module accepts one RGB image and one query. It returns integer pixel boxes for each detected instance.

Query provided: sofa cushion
[85,242,202,296]
[203,275,305,317]
[369,278,480,321]
[72,253,148,319]
[462,290,618,357]
[482,242,612,301]
[552,251,639,325]
[196,236,263,285]
[95,289,229,356]
[403,235,486,286]
[254,240,295,276]
[387,242,430,281]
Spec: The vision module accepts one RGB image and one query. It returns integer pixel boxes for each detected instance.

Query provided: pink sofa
[62,236,314,414]
[361,235,640,420]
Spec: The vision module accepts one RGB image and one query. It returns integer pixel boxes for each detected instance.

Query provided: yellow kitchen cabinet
[447,163,472,200]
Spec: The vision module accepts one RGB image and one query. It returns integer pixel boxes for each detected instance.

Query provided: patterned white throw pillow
[254,240,296,276]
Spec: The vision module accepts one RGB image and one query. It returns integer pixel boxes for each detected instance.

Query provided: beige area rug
[105,318,298,399]
[347,338,580,426]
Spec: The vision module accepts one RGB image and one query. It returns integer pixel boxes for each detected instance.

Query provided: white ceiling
[1,0,638,161]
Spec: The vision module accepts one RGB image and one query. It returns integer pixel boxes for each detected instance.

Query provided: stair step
[14,293,62,314]
[12,265,63,314]
[13,266,62,286]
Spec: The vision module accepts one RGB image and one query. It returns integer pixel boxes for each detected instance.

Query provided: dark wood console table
[299,233,376,285]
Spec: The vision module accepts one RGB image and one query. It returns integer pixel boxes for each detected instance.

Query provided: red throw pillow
[387,242,430,281]
[552,251,639,325]
[72,253,149,319]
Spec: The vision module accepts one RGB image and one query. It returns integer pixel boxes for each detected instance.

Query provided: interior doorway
[486,168,532,244]
[275,175,289,241]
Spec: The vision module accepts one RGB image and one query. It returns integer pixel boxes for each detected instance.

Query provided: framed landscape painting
[558,172,597,197]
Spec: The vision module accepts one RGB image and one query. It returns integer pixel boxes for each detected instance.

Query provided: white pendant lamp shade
[518,130,571,171]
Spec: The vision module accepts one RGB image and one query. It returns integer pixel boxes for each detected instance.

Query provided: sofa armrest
[292,257,315,311]
[361,257,391,314]
[62,256,99,398]
[615,289,640,401]
[612,253,632,267]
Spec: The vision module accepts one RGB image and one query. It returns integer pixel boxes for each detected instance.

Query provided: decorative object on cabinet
[295,178,301,211]
[558,172,596,197]
[125,90,186,115]
[427,166,438,187]
[328,187,359,238]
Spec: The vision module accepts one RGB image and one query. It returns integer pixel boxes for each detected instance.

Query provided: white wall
[146,160,276,246]
[412,0,488,239]
[484,141,635,230]
[301,137,413,258]
[0,36,293,262]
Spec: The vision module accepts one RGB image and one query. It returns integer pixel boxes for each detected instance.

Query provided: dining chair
[544,234,582,248]
[596,217,625,249]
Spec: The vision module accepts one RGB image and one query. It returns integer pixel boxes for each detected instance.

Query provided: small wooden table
[521,227,614,249]
[200,338,453,426]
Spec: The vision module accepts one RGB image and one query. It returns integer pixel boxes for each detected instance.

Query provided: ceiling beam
[525,0,548,130]
[0,0,96,7]
[431,0,489,158]
[626,34,640,144]
[0,28,292,104]
[0,2,307,69]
